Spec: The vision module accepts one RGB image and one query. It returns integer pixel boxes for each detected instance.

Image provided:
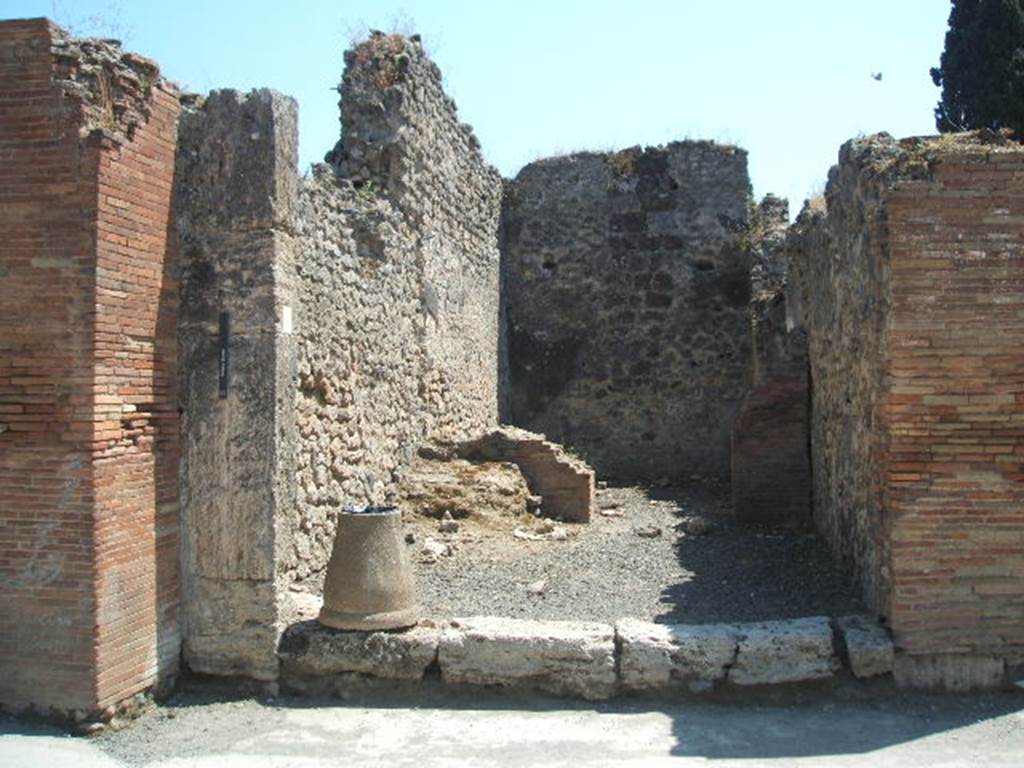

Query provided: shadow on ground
[647,481,866,625]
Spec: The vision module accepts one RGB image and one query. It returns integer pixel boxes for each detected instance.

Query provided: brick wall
[0,19,180,716]
[794,133,1024,686]
[882,142,1024,673]
[91,78,181,710]
[732,367,811,526]
[0,18,100,714]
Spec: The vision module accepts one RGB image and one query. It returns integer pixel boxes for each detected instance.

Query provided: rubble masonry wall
[789,141,894,611]
[288,33,504,586]
[501,143,753,480]
[175,33,503,677]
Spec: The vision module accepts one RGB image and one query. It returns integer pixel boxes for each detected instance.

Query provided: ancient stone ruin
[503,142,753,480]
[0,18,1021,720]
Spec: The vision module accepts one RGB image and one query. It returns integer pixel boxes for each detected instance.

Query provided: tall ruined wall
[0,20,180,715]
[176,33,503,679]
[286,34,503,585]
[794,132,1024,684]
[328,33,503,443]
[501,143,752,480]
[176,89,299,681]
[790,139,895,610]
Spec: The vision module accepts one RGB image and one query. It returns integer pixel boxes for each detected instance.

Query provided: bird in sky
[871,72,883,81]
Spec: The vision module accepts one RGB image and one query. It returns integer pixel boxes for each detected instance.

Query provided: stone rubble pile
[404,426,596,523]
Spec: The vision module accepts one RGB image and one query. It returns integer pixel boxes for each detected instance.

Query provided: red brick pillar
[0,19,181,718]
[883,148,1024,686]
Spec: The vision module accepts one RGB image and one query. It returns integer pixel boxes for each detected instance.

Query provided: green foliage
[931,0,1024,138]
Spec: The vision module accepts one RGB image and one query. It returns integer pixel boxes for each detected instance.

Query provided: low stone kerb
[438,616,617,700]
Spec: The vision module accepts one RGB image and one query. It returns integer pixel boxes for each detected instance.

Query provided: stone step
[277,613,895,700]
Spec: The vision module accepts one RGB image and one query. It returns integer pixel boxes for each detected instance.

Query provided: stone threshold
[277,613,893,701]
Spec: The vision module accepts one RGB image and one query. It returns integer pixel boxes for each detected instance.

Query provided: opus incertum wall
[174,33,503,681]
[502,143,753,481]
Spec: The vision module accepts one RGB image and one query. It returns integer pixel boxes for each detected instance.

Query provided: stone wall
[176,88,299,681]
[791,137,910,614]
[289,170,421,585]
[328,32,503,446]
[501,143,753,481]
[287,33,503,586]
[0,19,181,715]
[793,132,1024,684]
[176,33,503,677]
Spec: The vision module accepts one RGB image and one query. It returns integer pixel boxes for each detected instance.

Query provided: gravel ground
[406,480,866,624]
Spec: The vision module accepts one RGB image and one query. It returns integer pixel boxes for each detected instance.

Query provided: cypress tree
[931,0,1024,139]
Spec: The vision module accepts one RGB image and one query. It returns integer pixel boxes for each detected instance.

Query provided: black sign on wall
[219,311,230,399]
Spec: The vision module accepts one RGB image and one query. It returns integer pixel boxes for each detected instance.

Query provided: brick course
[793,134,1024,680]
[882,150,1024,665]
[0,19,180,716]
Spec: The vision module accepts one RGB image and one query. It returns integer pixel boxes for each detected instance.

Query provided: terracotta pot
[318,505,418,631]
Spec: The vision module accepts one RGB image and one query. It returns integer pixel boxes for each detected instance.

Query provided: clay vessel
[318,506,418,631]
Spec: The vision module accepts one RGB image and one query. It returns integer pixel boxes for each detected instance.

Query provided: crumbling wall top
[44,21,176,144]
[326,31,486,171]
[325,31,500,230]
[825,130,1024,202]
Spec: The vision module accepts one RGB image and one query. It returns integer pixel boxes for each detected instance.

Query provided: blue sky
[9,1,951,214]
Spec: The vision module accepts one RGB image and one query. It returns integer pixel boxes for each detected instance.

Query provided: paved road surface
[2,681,1022,767]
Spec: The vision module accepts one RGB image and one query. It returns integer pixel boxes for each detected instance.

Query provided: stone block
[438,616,616,700]
[278,620,442,682]
[729,616,837,685]
[184,578,281,681]
[836,615,893,678]
[616,619,737,691]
